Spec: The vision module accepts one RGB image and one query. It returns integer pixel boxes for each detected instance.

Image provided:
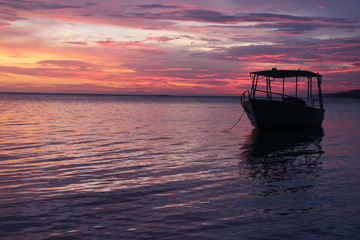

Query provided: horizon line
[1,89,358,98]
[0,91,240,98]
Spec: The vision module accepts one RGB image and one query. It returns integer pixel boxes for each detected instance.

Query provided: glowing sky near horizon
[0,0,359,95]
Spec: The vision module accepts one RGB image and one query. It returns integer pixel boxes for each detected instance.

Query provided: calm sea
[0,93,359,240]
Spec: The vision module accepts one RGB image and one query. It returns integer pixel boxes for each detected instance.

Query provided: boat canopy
[251,69,321,79]
[242,68,324,111]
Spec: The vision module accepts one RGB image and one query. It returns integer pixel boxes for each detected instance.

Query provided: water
[0,93,359,240]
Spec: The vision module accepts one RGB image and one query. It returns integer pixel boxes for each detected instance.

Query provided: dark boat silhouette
[241,68,325,129]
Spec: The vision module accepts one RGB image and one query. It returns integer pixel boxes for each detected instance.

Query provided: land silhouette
[324,90,360,98]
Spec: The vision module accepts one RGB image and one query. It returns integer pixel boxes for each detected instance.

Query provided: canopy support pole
[310,77,313,107]
[317,76,324,110]
[282,77,285,100]
[252,75,259,99]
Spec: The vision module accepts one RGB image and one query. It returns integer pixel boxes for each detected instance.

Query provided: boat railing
[242,89,315,107]
[240,90,250,101]
[312,99,322,108]
[252,90,299,101]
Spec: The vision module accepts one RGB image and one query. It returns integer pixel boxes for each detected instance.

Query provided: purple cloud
[137,4,181,9]
[0,0,96,11]
[196,80,229,86]
[63,41,88,45]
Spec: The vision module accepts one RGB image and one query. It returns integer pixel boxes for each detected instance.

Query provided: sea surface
[0,93,359,240]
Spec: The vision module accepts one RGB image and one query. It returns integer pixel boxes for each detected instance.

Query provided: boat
[240,68,325,129]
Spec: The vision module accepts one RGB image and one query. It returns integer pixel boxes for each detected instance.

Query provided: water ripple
[0,94,359,239]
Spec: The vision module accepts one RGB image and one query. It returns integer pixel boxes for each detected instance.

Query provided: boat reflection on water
[239,128,324,182]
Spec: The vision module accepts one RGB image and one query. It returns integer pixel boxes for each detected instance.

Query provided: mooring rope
[222,110,245,132]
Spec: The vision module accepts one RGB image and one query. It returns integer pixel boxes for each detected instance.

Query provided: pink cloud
[63,41,88,45]
[145,36,173,42]
[95,38,167,53]
[162,68,192,71]
[196,74,219,78]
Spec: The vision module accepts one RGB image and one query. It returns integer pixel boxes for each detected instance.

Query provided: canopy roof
[251,69,321,78]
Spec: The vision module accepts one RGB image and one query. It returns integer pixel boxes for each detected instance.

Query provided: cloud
[109,7,359,27]
[256,22,321,34]
[96,39,142,48]
[63,41,88,45]
[205,13,359,35]
[248,13,358,24]
[38,60,93,69]
[137,4,181,9]
[94,38,167,53]
[109,9,244,23]
[0,0,95,11]
[247,13,360,34]
[179,9,242,23]
[0,59,135,81]
[0,7,22,26]
[0,0,359,95]
[198,36,360,78]
[53,83,127,94]
[102,8,360,38]
[159,68,193,71]
[196,80,228,86]
[145,36,173,42]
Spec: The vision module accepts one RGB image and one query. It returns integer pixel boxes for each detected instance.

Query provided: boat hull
[241,99,324,129]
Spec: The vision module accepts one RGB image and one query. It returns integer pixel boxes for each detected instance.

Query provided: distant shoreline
[324,90,360,98]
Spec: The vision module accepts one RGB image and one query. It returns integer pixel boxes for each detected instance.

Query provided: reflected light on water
[0,95,238,201]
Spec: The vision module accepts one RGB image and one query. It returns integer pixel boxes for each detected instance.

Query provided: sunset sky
[0,0,359,96]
